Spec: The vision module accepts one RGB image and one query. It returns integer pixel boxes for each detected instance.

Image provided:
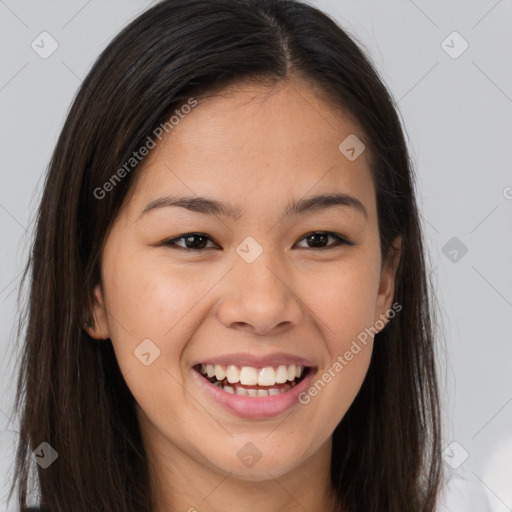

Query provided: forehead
[125,77,376,222]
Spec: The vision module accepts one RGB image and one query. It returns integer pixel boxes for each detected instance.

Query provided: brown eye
[295,232,352,250]
[164,233,218,250]
[162,231,352,251]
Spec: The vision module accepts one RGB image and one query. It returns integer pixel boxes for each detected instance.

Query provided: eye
[163,233,219,250]
[295,231,352,250]
[161,231,352,251]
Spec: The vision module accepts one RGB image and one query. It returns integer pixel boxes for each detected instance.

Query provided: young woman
[9,0,443,510]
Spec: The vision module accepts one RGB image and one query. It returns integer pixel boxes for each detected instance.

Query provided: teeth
[275,365,288,384]
[214,364,226,381]
[236,387,249,396]
[239,366,258,385]
[216,383,290,396]
[226,365,240,384]
[199,363,307,393]
[257,367,276,386]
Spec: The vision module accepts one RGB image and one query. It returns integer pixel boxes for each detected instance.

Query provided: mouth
[193,363,310,397]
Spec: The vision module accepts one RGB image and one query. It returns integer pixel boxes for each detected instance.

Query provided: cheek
[295,252,379,424]
[299,317,375,438]
[303,345,373,441]
[303,253,381,346]
[104,255,179,335]
[103,256,225,371]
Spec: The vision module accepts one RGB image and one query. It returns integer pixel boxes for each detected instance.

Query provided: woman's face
[88,78,400,483]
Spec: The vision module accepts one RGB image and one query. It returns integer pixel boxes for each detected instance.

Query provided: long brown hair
[8,0,442,510]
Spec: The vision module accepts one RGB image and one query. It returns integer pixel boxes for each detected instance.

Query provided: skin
[86,77,401,512]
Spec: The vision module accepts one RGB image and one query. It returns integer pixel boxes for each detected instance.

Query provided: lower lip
[191,368,316,419]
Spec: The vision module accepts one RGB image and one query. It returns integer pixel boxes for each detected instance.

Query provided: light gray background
[1,1,511,510]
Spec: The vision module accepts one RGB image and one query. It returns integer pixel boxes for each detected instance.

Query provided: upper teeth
[200,364,303,386]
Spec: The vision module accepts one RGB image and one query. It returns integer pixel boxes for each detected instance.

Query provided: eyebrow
[138,192,368,221]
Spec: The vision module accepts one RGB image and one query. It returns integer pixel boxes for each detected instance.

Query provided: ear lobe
[374,236,402,328]
[84,283,111,340]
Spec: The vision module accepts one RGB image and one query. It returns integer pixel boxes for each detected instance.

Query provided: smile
[194,363,309,397]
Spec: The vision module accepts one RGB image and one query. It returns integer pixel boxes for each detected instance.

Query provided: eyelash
[162,231,353,251]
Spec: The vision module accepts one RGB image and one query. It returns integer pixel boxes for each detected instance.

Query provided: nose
[215,254,303,335]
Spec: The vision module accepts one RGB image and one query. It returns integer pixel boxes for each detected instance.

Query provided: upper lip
[192,352,316,368]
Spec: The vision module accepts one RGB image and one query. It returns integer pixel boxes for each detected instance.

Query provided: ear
[373,236,402,330]
[84,283,111,340]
